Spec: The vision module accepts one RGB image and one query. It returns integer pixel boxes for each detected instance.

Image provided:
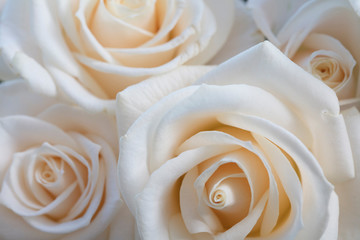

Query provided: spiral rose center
[35,156,62,185]
[201,161,252,229]
[291,33,356,93]
[34,153,79,198]
[211,189,225,205]
[39,164,57,183]
[310,56,344,87]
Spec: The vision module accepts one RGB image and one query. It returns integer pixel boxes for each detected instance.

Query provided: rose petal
[118,86,200,213]
[254,134,303,238]
[91,0,155,48]
[248,0,308,44]
[47,67,115,113]
[56,0,84,52]
[76,0,117,63]
[0,116,77,153]
[11,52,56,96]
[0,0,42,78]
[180,167,223,235]
[140,0,184,47]
[277,0,360,61]
[216,112,335,239]
[186,0,235,64]
[38,104,118,153]
[197,41,353,183]
[116,66,213,135]
[336,107,360,239]
[169,213,199,239]
[61,135,121,240]
[32,0,109,99]
[135,143,247,239]
[0,206,55,240]
[292,33,356,99]
[216,191,268,240]
[319,191,339,240]
[148,84,311,172]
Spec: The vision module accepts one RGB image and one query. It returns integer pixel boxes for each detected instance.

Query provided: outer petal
[118,85,200,214]
[11,52,56,96]
[336,107,360,239]
[187,0,235,64]
[276,0,359,59]
[0,0,41,74]
[0,206,55,240]
[61,135,121,240]
[0,116,78,184]
[38,104,118,153]
[116,66,213,135]
[319,192,339,240]
[48,67,116,113]
[217,113,334,240]
[197,41,354,183]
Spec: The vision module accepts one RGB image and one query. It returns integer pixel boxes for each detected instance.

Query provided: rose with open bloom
[0,0,237,112]
[117,42,354,239]
[0,80,130,240]
[248,0,360,101]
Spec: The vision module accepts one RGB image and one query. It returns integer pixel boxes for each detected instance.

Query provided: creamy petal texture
[195,42,353,184]
[336,107,360,239]
[0,81,126,240]
[116,65,214,135]
[0,0,238,113]
[249,0,360,101]
[117,42,349,239]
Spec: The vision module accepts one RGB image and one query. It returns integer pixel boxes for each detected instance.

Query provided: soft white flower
[117,42,353,239]
[0,80,129,240]
[0,0,236,113]
[248,0,360,101]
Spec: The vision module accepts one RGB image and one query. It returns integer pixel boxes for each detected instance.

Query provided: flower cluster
[0,0,358,239]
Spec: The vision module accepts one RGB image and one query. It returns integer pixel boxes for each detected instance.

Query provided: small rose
[248,0,360,100]
[0,0,236,112]
[117,42,353,239]
[0,80,128,240]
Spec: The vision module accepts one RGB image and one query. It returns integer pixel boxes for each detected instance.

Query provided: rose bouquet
[0,0,358,240]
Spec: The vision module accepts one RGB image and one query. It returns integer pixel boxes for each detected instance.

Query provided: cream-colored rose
[0,80,130,240]
[117,42,353,239]
[248,0,360,101]
[0,0,236,113]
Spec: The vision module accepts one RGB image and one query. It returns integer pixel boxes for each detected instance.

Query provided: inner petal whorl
[35,156,62,185]
[199,161,253,229]
[310,55,344,87]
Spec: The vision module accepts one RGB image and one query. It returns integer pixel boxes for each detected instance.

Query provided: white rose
[117,42,353,239]
[248,0,360,101]
[0,0,236,113]
[0,80,130,240]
